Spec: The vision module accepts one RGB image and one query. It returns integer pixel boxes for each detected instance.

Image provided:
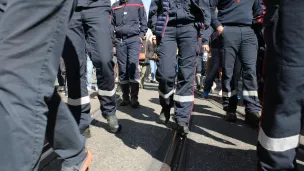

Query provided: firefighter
[62,0,121,135]
[112,0,148,108]
[0,0,92,170]
[257,0,304,170]
[148,0,210,135]
[210,0,263,128]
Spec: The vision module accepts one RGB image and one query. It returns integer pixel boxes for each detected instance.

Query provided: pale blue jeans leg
[149,60,157,81]
[87,55,93,90]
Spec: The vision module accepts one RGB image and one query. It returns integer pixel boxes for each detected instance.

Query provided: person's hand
[140,37,143,43]
[217,25,224,35]
[202,44,210,52]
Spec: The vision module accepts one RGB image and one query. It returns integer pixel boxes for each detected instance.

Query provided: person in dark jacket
[112,0,148,108]
[148,0,211,135]
[210,0,263,128]
[62,0,121,135]
[257,0,304,170]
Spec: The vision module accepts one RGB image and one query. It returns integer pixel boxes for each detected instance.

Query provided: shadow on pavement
[91,116,258,170]
[193,104,257,146]
[91,99,259,170]
[91,118,173,164]
[117,104,178,130]
[149,97,160,105]
[208,94,245,107]
[117,104,160,122]
[185,103,258,171]
[185,139,256,171]
[90,91,302,170]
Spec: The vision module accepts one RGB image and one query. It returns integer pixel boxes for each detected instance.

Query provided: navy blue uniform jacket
[148,0,211,41]
[112,0,148,38]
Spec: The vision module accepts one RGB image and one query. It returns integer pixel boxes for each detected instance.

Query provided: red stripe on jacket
[112,4,144,10]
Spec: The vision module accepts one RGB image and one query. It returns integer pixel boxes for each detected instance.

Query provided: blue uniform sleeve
[201,27,211,45]
[201,0,211,29]
[148,0,159,34]
[111,3,117,29]
[210,0,221,30]
[252,0,264,25]
[198,0,211,45]
[138,0,148,38]
[111,3,117,40]
[110,9,115,42]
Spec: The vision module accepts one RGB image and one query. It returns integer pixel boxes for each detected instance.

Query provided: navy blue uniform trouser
[157,24,198,124]
[62,6,116,133]
[115,36,141,102]
[0,1,86,170]
[220,26,261,113]
[234,56,242,96]
[257,0,304,170]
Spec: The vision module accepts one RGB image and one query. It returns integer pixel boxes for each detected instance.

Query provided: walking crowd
[0,0,304,170]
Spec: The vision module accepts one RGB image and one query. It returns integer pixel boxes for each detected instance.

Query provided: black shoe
[120,100,130,106]
[245,112,260,128]
[159,109,170,124]
[81,127,91,138]
[131,100,140,108]
[106,115,121,133]
[223,106,228,112]
[225,112,237,122]
[176,121,189,136]
[196,85,201,90]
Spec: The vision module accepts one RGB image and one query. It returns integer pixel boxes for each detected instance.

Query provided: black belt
[167,20,194,27]
[116,35,138,40]
[223,24,251,27]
